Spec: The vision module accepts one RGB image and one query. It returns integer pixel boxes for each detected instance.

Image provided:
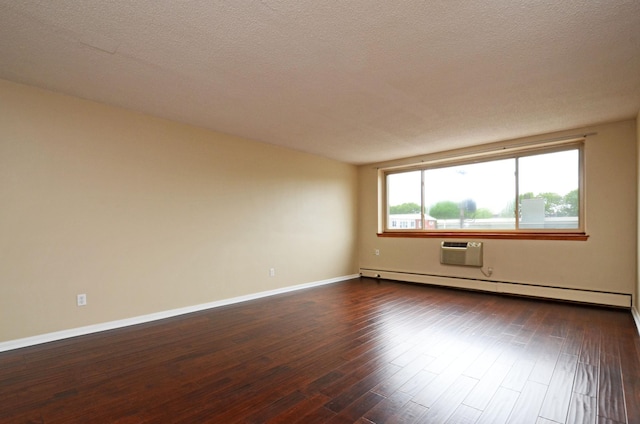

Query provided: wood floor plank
[567,393,597,424]
[537,418,560,424]
[389,345,426,368]
[597,418,626,424]
[621,376,640,424]
[289,405,337,424]
[412,346,479,408]
[598,325,626,424]
[506,380,547,424]
[242,390,308,424]
[416,375,477,424]
[384,400,428,424]
[266,393,331,424]
[574,362,598,397]
[328,390,385,423]
[501,358,536,392]
[363,390,412,424]
[580,327,601,366]
[372,354,432,398]
[397,369,438,397]
[462,340,505,380]
[538,353,579,422]
[562,324,585,356]
[301,370,345,396]
[323,363,401,413]
[618,323,640,424]
[445,404,483,424]
[527,335,564,385]
[475,386,520,424]
[0,278,638,423]
[598,360,626,423]
[463,360,512,410]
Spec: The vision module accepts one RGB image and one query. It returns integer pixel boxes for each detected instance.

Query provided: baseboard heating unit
[359,268,631,308]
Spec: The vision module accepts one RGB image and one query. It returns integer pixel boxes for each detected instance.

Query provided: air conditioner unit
[440,241,483,267]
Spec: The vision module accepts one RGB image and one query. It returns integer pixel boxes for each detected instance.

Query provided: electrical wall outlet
[77,293,87,306]
[375,249,380,256]
[269,268,276,277]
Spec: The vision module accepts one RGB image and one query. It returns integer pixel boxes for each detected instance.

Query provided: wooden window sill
[377,231,589,241]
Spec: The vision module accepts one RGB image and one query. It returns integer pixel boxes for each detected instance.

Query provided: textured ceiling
[1,1,639,164]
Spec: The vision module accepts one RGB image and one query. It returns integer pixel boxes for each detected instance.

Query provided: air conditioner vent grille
[442,242,469,248]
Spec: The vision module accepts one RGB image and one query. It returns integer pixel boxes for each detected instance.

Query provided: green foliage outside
[389,202,421,214]
[392,190,578,220]
[428,202,494,220]
[428,201,460,219]
[473,208,494,219]
[560,189,578,216]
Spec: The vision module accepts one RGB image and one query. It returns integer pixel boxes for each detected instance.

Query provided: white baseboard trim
[0,274,359,353]
[360,268,632,308]
[632,307,640,336]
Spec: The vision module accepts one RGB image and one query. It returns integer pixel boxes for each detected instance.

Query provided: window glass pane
[518,149,579,229]
[387,170,422,229]
[424,159,516,230]
[383,143,582,234]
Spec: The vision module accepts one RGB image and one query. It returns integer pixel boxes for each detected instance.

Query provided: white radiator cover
[359,268,631,308]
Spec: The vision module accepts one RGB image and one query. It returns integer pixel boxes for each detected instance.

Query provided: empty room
[1,2,640,423]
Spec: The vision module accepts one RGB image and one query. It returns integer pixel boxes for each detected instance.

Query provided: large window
[383,141,584,238]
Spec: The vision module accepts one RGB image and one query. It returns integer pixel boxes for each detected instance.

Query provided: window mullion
[515,158,520,230]
[421,170,425,230]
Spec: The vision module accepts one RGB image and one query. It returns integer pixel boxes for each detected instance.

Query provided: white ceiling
[1,1,639,164]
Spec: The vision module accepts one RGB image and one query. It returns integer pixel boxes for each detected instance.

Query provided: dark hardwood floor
[1,278,639,423]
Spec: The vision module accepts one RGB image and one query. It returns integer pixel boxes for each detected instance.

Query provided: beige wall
[0,79,359,342]
[359,120,638,297]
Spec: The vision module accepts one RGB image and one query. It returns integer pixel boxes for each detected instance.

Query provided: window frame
[379,140,587,241]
